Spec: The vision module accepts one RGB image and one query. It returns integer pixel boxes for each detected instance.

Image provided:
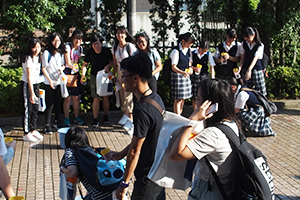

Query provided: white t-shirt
[234,85,250,109]
[170,43,193,65]
[111,42,136,67]
[42,50,65,85]
[0,127,7,157]
[187,121,239,184]
[21,56,44,84]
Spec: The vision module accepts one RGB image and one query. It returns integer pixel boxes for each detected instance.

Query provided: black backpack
[205,124,275,200]
[241,87,277,116]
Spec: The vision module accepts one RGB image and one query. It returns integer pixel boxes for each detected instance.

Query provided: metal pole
[127,0,136,35]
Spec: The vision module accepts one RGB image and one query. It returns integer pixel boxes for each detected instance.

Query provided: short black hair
[90,33,104,44]
[120,51,152,82]
[71,29,84,39]
[226,28,237,39]
[65,127,90,150]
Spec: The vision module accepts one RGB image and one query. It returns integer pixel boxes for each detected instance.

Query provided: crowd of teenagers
[0,26,276,200]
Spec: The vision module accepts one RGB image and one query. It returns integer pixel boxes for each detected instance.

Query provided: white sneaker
[23,133,38,142]
[32,130,44,140]
[123,119,133,131]
[118,115,129,125]
[127,125,134,135]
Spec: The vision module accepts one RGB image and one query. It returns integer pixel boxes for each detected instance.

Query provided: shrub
[266,65,300,99]
[0,66,23,116]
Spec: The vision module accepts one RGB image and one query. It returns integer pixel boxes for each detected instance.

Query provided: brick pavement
[0,106,300,200]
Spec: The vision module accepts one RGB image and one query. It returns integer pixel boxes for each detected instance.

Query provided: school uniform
[191,49,215,98]
[214,41,240,79]
[240,41,267,96]
[21,56,44,134]
[235,85,275,136]
[170,43,193,100]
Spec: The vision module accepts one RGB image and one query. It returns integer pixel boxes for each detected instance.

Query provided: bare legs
[173,99,185,115]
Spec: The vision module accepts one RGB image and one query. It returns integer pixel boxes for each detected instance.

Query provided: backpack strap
[140,97,165,117]
[204,123,243,200]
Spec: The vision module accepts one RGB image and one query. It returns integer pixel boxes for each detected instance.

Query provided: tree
[148,0,172,55]
[186,0,204,44]
[0,0,84,66]
[97,0,127,45]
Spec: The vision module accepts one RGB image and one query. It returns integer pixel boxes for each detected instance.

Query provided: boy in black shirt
[106,52,166,200]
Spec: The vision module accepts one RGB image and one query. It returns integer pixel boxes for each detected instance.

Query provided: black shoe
[92,118,100,128]
[44,125,53,134]
[53,120,62,130]
[103,115,110,124]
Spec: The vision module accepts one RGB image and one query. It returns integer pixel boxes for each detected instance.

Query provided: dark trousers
[131,176,165,200]
[21,81,39,134]
[44,84,62,125]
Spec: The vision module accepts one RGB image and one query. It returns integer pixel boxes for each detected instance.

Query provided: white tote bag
[60,72,69,98]
[96,69,113,97]
[147,111,204,190]
[38,89,46,112]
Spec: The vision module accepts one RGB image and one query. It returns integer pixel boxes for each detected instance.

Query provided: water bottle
[221,52,228,65]
[195,64,202,75]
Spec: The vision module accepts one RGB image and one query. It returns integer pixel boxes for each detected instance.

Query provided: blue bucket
[58,127,70,149]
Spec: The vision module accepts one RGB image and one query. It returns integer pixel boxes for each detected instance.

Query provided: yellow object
[233,68,239,72]
[81,76,87,82]
[9,196,25,200]
[196,64,202,68]
[4,137,13,144]
[39,90,44,95]
[221,52,227,56]
[73,63,79,69]
[185,68,189,73]
[101,148,110,156]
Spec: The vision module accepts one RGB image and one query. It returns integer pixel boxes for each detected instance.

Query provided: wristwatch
[120,180,129,188]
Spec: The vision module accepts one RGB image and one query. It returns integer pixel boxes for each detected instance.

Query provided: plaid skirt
[171,71,192,100]
[238,106,276,137]
[241,69,267,96]
[190,73,210,98]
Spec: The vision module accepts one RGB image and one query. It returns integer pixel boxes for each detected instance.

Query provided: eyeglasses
[121,74,134,78]
[92,41,101,46]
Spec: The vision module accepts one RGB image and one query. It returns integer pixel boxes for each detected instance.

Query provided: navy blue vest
[242,42,263,71]
[175,46,190,71]
[192,52,209,75]
[240,85,261,107]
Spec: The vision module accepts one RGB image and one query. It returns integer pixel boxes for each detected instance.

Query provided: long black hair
[21,38,42,63]
[65,127,90,150]
[198,78,240,127]
[136,32,151,53]
[243,27,262,46]
[113,26,135,53]
[47,32,67,55]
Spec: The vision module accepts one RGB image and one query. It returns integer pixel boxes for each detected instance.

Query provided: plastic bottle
[221,52,228,65]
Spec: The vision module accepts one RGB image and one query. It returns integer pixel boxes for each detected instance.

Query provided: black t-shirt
[84,47,112,76]
[133,92,165,178]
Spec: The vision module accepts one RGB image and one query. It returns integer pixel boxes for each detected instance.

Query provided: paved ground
[0,105,300,200]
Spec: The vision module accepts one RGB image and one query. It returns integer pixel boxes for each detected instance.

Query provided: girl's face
[32,42,41,57]
[226,36,236,44]
[182,40,193,49]
[198,48,208,55]
[52,35,61,49]
[116,30,127,42]
[72,35,82,48]
[244,35,255,43]
[137,36,148,51]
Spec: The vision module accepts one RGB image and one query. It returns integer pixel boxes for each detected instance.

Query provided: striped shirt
[64,148,112,200]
